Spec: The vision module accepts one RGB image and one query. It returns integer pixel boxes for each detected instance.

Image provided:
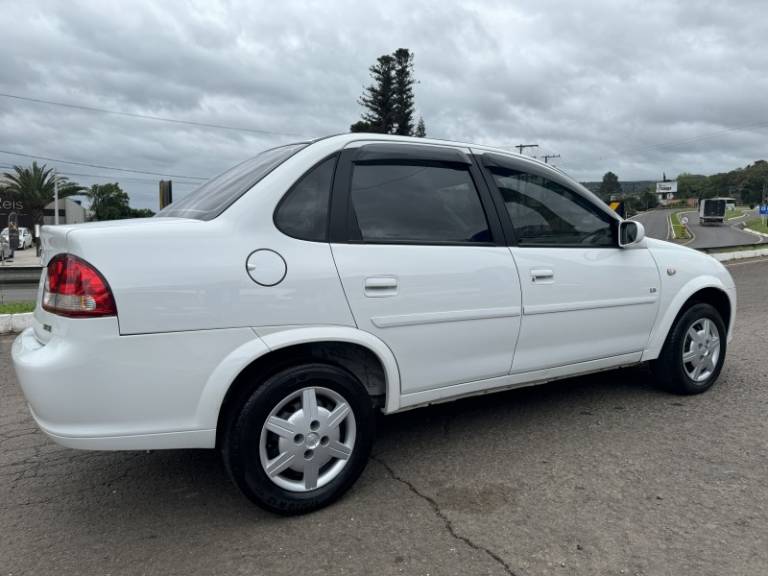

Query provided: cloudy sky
[1,0,766,209]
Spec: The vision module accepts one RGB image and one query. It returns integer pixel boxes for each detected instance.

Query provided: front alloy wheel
[653,302,727,394]
[681,318,721,383]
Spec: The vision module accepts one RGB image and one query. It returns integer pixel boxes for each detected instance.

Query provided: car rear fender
[195,325,402,431]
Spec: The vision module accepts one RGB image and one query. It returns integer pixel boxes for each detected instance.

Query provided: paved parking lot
[2,259,767,576]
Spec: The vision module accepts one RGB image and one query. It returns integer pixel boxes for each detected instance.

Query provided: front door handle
[364,276,398,297]
[530,268,554,283]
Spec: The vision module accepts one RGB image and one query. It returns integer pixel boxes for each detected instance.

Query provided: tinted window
[490,168,615,246]
[158,143,307,220]
[274,155,337,241]
[349,163,490,243]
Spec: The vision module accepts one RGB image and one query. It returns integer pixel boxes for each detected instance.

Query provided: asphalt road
[631,209,670,241]
[633,208,763,249]
[680,207,763,249]
[2,258,768,576]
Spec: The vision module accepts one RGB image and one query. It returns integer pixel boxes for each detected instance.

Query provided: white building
[43,198,89,225]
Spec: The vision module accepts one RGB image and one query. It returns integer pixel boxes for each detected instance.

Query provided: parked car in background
[12,134,736,515]
[0,235,12,260]
[699,198,728,225]
[1,226,33,249]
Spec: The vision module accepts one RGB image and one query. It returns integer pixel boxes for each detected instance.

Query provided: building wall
[43,198,88,225]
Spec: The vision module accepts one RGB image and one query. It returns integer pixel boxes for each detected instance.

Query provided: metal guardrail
[0,266,43,285]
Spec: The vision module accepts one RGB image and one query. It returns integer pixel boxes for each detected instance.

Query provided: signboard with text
[0,195,30,231]
[656,181,678,194]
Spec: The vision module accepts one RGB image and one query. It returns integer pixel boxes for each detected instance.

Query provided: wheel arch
[194,326,402,444]
[643,277,735,361]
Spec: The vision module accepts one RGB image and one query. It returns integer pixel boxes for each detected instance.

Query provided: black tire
[652,302,727,394]
[221,363,375,515]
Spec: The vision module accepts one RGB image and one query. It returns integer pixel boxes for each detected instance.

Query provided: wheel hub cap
[259,386,356,493]
[682,317,721,383]
[305,432,320,449]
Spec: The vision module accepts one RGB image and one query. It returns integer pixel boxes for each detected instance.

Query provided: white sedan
[12,134,736,514]
[1,226,33,249]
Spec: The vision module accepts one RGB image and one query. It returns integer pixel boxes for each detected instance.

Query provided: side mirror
[619,220,645,248]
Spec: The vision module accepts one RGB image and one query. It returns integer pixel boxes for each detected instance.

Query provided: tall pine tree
[351,49,423,136]
[352,54,396,133]
[415,116,427,137]
[392,48,415,135]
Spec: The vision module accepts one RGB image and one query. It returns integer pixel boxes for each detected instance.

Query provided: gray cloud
[1,0,766,208]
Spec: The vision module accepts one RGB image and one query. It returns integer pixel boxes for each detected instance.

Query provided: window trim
[478,153,620,249]
[272,152,340,242]
[329,143,504,247]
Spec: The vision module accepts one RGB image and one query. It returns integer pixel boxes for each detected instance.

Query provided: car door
[477,152,660,374]
[330,143,523,396]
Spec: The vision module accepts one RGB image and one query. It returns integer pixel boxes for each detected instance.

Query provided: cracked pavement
[2,258,768,575]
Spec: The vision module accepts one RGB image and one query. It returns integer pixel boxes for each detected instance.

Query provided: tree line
[1,162,154,223]
[597,158,768,213]
[676,160,768,206]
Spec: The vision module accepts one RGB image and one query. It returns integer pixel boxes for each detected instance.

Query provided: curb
[710,247,768,262]
[744,227,768,238]
[0,312,34,335]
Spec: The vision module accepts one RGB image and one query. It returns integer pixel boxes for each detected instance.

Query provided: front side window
[158,142,308,220]
[489,168,615,247]
[349,163,491,243]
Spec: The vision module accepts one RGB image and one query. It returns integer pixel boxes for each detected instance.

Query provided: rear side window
[158,143,307,220]
[348,163,491,244]
[274,155,337,241]
[489,168,615,247]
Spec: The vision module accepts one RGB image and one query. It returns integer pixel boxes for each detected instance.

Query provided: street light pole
[54,178,59,225]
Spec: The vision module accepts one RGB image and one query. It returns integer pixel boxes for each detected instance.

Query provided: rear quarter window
[158,143,308,220]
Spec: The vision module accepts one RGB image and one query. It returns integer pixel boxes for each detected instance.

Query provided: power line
[0,162,199,185]
[0,149,208,180]
[0,91,311,138]
[542,154,560,164]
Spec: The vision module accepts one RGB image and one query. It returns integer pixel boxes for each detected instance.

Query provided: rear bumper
[11,322,256,450]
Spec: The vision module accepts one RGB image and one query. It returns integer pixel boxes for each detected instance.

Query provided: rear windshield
[158,142,308,220]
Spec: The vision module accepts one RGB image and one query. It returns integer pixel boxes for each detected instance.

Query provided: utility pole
[54,178,59,225]
[542,154,560,164]
[515,144,538,155]
[159,180,173,210]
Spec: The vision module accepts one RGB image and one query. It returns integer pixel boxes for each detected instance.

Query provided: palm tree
[2,162,84,224]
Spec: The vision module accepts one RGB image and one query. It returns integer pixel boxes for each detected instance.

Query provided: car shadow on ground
[9,364,669,527]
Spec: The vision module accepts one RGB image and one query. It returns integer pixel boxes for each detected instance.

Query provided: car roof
[313,133,567,176]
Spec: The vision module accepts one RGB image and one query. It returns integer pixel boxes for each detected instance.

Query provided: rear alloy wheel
[222,363,374,515]
[653,303,727,394]
[260,386,356,493]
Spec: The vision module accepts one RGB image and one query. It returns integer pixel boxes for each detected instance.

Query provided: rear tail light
[42,254,117,317]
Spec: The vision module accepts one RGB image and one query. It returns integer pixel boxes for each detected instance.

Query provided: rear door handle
[530,268,554,283]
[364,276,398,297]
